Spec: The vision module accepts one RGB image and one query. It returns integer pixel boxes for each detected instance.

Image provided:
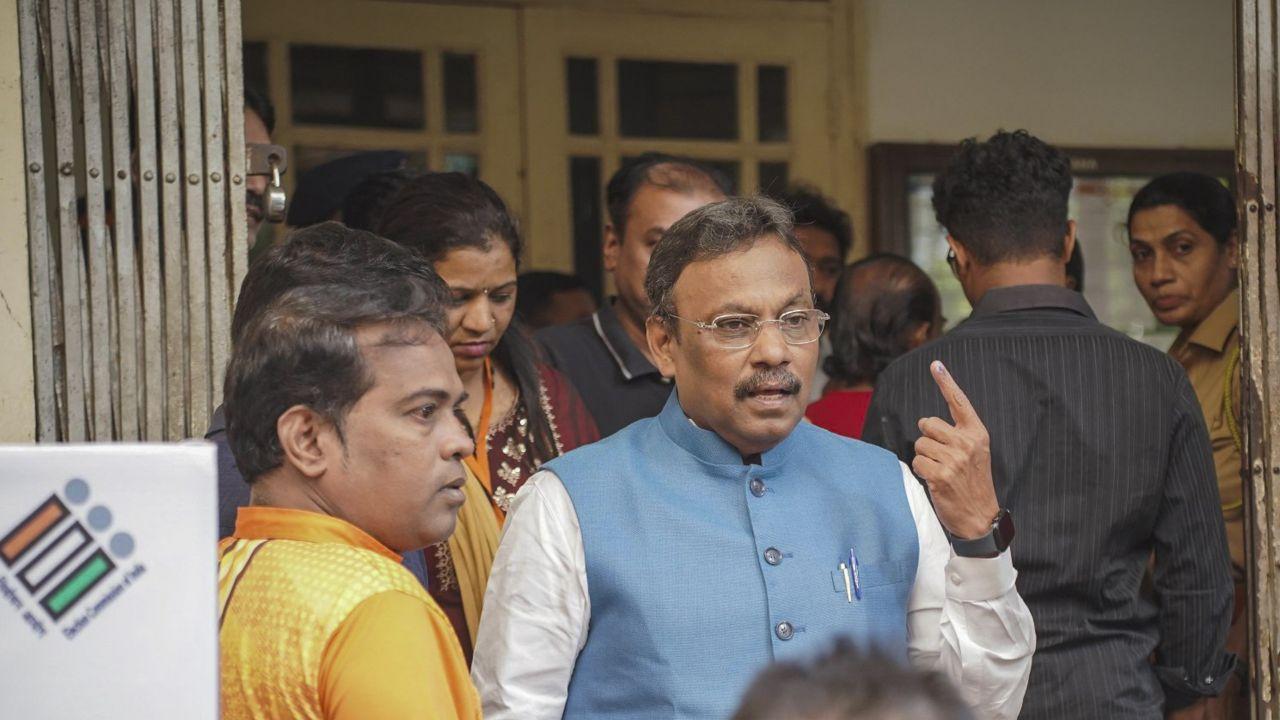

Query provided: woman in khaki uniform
[1129,172,1243,718]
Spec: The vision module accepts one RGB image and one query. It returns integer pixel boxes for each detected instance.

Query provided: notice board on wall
[0,444,217,719]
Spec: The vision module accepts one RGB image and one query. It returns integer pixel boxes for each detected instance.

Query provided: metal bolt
[89,168,99,178]
[1255,461,1265,476]
[28,162,40,173]
[232,174,242,185]
[1248,201,1259,213]
[59,162,73,176]
[1267,202,1275,212]
[117,169,127,180]
[165,173,176,183]
[143,170,154,181]
[188,173,199,185]
[210,172,221,183]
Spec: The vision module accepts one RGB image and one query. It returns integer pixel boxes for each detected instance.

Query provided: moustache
[733,368,802,400]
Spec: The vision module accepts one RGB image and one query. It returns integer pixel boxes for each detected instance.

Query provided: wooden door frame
[1237,0,1280,716]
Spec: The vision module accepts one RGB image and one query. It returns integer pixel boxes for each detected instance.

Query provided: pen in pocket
[849,548,862,601]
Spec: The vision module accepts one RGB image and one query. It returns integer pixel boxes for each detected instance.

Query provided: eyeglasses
[665,308,830,349]
[946,248,959,278]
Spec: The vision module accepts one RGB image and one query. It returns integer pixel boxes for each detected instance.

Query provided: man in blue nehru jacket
[472,196,1035,720]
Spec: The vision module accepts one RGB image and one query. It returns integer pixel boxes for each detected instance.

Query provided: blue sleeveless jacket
[544,393,919,719]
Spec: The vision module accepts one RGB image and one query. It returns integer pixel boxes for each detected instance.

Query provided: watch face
[995,510,1015,550]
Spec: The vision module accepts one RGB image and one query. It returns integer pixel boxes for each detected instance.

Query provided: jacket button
[775,621,794,641]
[764,547,782,566]
[750,478,766,497]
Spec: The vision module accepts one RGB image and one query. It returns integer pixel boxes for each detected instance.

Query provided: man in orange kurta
[216,223,481,720]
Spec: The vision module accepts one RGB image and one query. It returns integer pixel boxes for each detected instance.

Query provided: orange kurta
[218,507,480,720]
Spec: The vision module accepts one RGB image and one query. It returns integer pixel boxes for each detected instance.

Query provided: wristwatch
[951,508,1015,558]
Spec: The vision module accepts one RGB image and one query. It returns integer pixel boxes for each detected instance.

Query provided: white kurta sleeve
[470,470,590,720]
[902,461,1036,720]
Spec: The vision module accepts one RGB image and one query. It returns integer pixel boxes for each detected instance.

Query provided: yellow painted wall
[861,0,1234,148]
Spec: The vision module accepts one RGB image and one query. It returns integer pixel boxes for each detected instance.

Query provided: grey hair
[644,195,809,326]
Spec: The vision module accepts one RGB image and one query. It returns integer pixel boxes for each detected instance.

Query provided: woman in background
[806,254,941,439]
[377,172,599,661]
[1128,172,1244,719]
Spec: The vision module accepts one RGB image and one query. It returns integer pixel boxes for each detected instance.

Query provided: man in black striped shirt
[863,130,1234,719]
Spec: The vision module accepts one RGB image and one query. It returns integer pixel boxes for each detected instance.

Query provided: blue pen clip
[849,548,862,601]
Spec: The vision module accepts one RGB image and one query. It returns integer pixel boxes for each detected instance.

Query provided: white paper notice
[0,444,217,719]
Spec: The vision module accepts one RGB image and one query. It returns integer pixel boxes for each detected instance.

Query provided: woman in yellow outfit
[378,173,599,660]
[1129,172,1244,718]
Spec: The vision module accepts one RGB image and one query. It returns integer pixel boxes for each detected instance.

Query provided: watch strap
[950,509,1012,559]
[951,528,1001,558]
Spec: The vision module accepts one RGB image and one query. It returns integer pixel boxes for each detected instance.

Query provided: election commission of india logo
[0,477,144,640]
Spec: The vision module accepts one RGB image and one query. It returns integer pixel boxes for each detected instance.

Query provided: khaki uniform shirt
[1168,289,1244,572]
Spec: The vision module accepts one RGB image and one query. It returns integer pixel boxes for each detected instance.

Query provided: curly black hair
[771,184,853,260]
[932,129,1072,265]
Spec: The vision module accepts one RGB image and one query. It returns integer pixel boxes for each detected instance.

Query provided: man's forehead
[357,324,462,396]
[794,225,841,258]
[244,109,271,143]
[631,185,722,225]
[673,239,812,313]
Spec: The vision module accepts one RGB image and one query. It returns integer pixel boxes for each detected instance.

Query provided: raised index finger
[930,361,981,428]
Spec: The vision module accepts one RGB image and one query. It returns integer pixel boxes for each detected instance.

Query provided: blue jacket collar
[656,391,799,470]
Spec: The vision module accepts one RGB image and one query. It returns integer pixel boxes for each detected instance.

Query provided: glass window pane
[444,153,479,178]
[907,174,969,331]
[290,45,424,129]
[570,156,604,300]
[243,42,268,98]
[1068,175,1177,349]
[759,162,789,194]
[699,159,739,194]
[567,57,600,136]
[757,65,788,142]
[443,53,479,134]
[617,60,737,140]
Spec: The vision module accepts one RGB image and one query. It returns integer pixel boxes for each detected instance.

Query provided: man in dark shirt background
[537,153,729,436]
[863,130,1233,719]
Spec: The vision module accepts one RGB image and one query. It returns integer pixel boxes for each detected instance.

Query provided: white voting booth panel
[0,444,217,719]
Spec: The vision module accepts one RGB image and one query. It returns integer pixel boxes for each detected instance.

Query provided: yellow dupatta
[451,358,506,640]
[446,461,502,641]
